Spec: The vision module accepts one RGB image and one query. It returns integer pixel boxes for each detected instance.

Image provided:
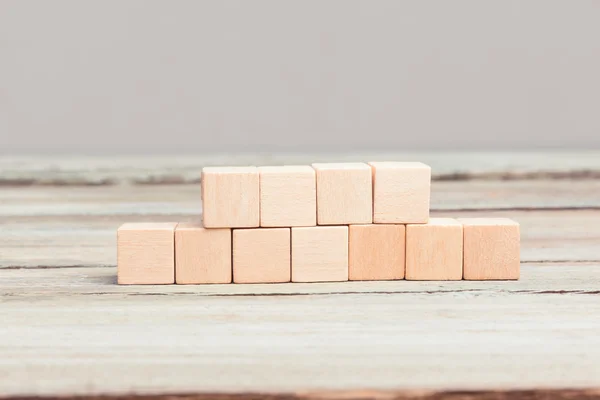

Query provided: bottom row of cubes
[117,218,520,284]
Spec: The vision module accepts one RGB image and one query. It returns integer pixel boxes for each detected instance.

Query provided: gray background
[1,0,599,154]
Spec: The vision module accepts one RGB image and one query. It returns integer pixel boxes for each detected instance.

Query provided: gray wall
[1,0,599,154]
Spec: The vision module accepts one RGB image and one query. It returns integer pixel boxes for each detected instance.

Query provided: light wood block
[349,224,406,281]
[233,228,290,283]
[406,218,463,281]
[175,223,231,284]
[369,162,431,224]
[259,165,316,227]
[292,226,348,282]
[117,222,177,285]
[459,218,520,280]
[312,163,372,225]
[201,166,259,228]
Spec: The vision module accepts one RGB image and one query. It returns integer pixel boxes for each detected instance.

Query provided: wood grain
[459,218,520,280]
[1,263,598,296]
[370,162,431,223]
[2,152,599,186]
[1,180,599,218]
[259,166,316,227]
[3,389,600,400]
[117,223,177,285]
[406,219,463,280]
[1,265,600,397]
[2,209,598,269]
[291,226,349,282]
[201,167,259,228]
[175,223,232,284]
[1,154,600,397]
[233,228,291,283]
[348,224,405,281]
[313,163,372,225]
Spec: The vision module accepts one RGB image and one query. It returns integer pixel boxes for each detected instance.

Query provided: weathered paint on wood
[2,390,598,400]
[1,154,600,398]
[1,209,598,268]
[1,180,600,218]
[2,152,600,185]
[1,264,599,296]
[1,266,600,397]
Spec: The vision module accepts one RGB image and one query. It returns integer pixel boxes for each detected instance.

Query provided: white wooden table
[1,152,599,400]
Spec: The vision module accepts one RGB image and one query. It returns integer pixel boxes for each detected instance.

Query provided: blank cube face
[349,224,405,281]
[175,223,231,284]
[406,218,463,281]
[292,226,348,282]
[459,218,520,280]
[369,162,431,224]
[259,166,316,227]
[117,223,177,285]
[201,167,259,228]
[312,163,372,225]
[233,228,290,283]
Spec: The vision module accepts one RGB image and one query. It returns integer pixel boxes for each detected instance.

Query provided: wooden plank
[1,180,600,218]
[2,263,599,296]
[432,180,600,210]
[1,265,599,397]
[3,390,599,400]
[1,209,598,268]
[2,152,600,185]
[2,154,598,398]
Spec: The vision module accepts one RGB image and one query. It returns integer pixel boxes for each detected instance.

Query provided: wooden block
[259,165,316,227]
[201,166,259,228]
[405,218,462,280]
[459,218,520,280]
[233,228,290,283]
[117,222,177,285]
[348,224,405,281]
[292,226,348,282]
[175,223,231,284]
[312,163,372,225]
[369,162,431,224]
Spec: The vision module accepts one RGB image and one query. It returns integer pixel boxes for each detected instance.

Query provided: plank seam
[2,388,600,399]
[3,260,598,271]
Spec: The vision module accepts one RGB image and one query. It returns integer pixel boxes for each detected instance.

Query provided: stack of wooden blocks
[117,162,520,285]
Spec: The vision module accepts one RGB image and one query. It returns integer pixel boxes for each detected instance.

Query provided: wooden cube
[259,165,316,227]
[233,228,290,283]
[312,163,372,225]
[292,226,348,282]
[459,218,520,280]
[175,223,231,284]
[369,162,431,224]
[349,224,405,281]
[117,223,177,285]
[201,166,259,228]
[406,218,462,280]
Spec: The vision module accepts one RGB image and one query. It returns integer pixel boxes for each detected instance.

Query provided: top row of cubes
[202,162,431,228]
